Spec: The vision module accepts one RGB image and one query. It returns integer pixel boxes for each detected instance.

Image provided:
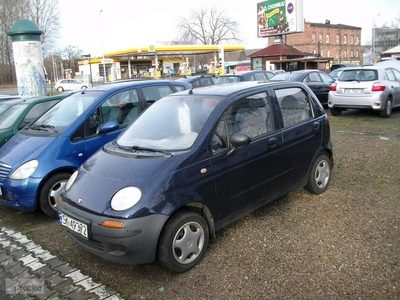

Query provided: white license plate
[345,89,362,93]
[59,212,88,238]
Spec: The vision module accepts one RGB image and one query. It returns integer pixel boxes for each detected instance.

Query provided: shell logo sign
[148,45,155,52]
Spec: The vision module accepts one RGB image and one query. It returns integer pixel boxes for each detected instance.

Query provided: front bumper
[59,200,169,265]
[0,177,41,211]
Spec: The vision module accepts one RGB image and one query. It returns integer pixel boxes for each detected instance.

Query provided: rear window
[338,70,378,82]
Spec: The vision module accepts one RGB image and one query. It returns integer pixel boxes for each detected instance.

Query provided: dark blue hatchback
[0,80,191,218]
[59,80,333,272]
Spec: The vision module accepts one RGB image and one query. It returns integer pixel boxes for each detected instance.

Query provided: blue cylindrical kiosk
[8,19,47,96]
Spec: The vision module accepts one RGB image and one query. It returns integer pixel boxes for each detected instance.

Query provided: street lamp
[100,10,106,83]
[372,14,381,64]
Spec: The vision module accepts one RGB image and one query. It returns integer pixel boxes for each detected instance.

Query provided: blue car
[0,80,191,218]
[59,81,333,273]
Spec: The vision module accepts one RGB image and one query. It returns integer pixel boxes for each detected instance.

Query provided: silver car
[328,66,400,118]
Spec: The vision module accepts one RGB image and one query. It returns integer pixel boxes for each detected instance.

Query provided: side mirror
[227,132,251,157]
[96,121,119,134]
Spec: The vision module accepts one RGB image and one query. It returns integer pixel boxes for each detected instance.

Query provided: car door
[208,90,286,225]
[275,86,323,184]
[387,68,400,106]
[303,72,329,105]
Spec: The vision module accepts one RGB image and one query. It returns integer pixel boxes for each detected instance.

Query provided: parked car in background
[328,65,400,117]
[330,63,359,71]
[54,79,91,92]
[58,80,333,273]
[0,95,65,147]
[176,74,218,88]
[329,67,351,81]
[215,70,275,84]
[0,80,191,218]
[270,70,335,106]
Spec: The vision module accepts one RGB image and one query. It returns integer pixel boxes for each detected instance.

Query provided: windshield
[116,95,223,151]
[0,103,27,129]
[30,91,104,133]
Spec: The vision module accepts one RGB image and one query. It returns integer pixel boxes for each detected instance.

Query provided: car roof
[92,79,192,92]
[219,70,272,77]
[0,95,65,106]
[176,74,216,82]
[172,80,304,97]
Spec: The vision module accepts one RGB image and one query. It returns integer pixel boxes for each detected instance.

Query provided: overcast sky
[58,0,399,56]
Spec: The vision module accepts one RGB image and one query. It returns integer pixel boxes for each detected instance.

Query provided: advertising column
[8,19,47,96]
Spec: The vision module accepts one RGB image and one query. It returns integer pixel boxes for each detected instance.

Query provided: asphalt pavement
[0,226,123,299]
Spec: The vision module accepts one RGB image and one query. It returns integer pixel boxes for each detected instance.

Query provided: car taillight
[329,83,337,91]
[371,83,386,92]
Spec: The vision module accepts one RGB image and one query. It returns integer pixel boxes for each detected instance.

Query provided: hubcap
[172,221,205,264]
[48,180,67,210]
[315,160,330,189]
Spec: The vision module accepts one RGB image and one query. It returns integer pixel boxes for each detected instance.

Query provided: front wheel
[157,210,209,273]
[305,154,331,195]
[39,172,71,218]
[57,87,64,92]
[379,98,392,118]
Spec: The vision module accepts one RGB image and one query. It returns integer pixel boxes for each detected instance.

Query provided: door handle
[313,122,320,131]
[268,137,278,149]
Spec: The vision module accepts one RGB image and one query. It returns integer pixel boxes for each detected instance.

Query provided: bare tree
[177,7,241,45]
[0,0,60,84]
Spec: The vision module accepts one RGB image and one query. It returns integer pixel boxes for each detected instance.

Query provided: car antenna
[188,87,194,94]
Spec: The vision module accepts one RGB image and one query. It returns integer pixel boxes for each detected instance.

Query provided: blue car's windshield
[30,91,104,132]
[117,95,223,151]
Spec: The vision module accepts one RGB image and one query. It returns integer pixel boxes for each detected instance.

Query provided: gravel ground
[0,129,399,299]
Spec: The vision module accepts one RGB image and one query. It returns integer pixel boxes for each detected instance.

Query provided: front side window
[275,88,313,128]
[211,92,273,153]
[101,89,139,126]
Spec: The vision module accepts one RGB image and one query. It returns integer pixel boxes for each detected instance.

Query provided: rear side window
[251,73,267,81]
[275,87,313,128]
[142,85,174,101]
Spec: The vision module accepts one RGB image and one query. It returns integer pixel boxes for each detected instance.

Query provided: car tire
[330,107,342,116]
[39,172,71,218]
[57,87,64,92]
[379,98,392,118]
[157,209,209,273]
[305,153,331,195]
[81,86,87,89]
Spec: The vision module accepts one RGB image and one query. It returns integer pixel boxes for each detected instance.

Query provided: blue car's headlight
[111,187,142,211]
[10,160,38,180]
[65,171,78,191]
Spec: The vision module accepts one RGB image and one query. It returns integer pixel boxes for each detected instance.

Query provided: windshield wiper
[131,145,172,156]
[29,124,58,133]
[116,143,172,156]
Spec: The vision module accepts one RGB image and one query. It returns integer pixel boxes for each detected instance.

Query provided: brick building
[268,20,363,66]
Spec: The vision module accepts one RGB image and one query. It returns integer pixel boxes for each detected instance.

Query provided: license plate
[345,89,362,93]
[59,212,88,238]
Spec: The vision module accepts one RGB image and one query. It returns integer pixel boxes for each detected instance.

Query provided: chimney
[325,19,330,25]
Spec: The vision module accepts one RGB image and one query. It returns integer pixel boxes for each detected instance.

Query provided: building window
[350,35,354,44]
[355,50,359,57]
[335,50,339,59]
[313,49,317,54]
[319,34,322,43]
[336,34,339,44]
[326,34,330,43]
[351,50,354,57]
[356,36,360,45]
[320,50,324,57]
[344,50,347,58]
[327,50,330,57]
[343,35,347,44]
[312,33,316,43]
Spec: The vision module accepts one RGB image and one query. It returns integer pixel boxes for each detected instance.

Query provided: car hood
[64,148,171,216]
[0,132,55,167]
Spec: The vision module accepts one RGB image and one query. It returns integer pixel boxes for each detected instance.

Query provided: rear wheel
[379,98,392,118]
[305,154,331,195]
[80,85,87,89]
[57,87,64,92]
[157,210,209,273]
[39,172,71,218]
[330,107,342,116]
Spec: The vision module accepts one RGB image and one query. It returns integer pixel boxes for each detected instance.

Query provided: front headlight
[10,160,38,180]
[65,171,78,191]
[111,187,142,211]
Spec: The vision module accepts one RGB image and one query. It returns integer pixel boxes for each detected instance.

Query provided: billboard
[257,0,304,38]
